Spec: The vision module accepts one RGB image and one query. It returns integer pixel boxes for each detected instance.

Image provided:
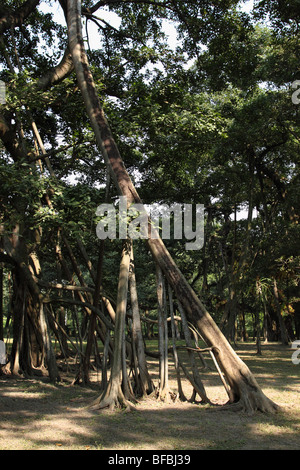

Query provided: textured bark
[35,47,74,91]
[82,240,105,384]
[177,302,209,403]
[156,263,169,401]
[0,225,60,382]
[129,242,154,396]
[0,0,41,34]
[168,284,186,401]
[90,240,134,410]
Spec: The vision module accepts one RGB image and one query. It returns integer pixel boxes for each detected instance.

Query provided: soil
[0,342,299,450]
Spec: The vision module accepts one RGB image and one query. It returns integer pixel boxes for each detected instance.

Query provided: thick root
[237,393,280,415]
[89,384,136,412]
[217,392,281,415]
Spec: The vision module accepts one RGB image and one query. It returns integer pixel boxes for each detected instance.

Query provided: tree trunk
[55,231,70,358]
[38,302,60,382]
[3,228,60,382]
[273,278,289,346]
[67,0,279,413]
[177,302,210,403]
[129,242,154,396]
[10,277,27,376]
[156,263,169,401]
[168,284,186,401]
[82,240,105,384]
[90,240,134,410]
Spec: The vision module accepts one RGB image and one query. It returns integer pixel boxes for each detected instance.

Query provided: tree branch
[35,47,74,91]
[0,0,41,34]
[0,113,26,162]
[49,297,115,331]
[86,0,173,14]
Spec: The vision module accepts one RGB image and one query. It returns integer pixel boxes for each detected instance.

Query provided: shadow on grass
[0,342,299,450]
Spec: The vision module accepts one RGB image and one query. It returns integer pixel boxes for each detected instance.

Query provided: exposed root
[214,394,281,415]
[189,389,212,405]
[88,383,137,412]
[90,395,136,412]
[0,364,11,376]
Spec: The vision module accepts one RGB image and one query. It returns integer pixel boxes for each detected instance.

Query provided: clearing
[0,342,299,450]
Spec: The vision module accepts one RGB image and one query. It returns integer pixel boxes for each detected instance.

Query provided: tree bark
[1,228,60,382]
[82,240,105,384]
[90,240,134,410]
[177,301,210,403]
[156,263,169,401]
[129,242,154,396]
[273,278,289,345]
[0,0,41,34]
[168,284,186,401]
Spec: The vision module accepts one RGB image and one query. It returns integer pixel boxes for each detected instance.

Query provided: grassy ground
[0,341,299,450]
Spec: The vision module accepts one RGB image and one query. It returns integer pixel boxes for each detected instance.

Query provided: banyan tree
[0,0,286,414]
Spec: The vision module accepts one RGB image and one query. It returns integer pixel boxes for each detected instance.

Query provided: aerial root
[88,385,137,412]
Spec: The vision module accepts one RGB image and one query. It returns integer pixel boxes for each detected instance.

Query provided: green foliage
[0,0,299,343]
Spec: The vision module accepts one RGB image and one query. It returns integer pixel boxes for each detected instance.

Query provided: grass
[0,341,299,450]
